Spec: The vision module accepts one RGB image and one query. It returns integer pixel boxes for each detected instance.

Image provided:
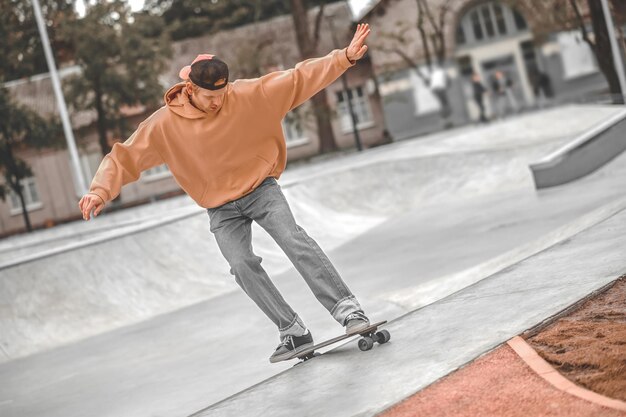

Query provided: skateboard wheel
[376,330,391,344]
[358,337,374,351]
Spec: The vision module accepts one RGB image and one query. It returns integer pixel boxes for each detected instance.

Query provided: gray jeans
[206,176,363,339]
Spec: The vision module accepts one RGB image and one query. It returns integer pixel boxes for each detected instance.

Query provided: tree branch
[373,42,428,83]
[313,0,326,49]
[416,0,433,69]
[435,0,452,64]
[570,0,595,48]
[420,0,439,33]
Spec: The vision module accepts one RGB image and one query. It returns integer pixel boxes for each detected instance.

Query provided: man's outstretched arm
[79,118,164,220]
[260,23,371,116]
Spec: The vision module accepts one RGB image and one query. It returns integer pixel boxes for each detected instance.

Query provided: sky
[347,0,377,20]
[75,0,146,17]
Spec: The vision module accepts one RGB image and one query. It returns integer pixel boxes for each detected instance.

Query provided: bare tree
[570,0,623,103]
[374,0,456,85]
[509,0,625,103]
[372,0,458,123]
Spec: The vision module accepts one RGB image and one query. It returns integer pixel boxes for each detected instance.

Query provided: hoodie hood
[164,82,224,119]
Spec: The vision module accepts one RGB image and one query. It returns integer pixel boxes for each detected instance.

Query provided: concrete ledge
[508,336,626,411]
[530,108,626,188]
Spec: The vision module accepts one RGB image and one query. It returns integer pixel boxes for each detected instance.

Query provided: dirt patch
[379,344,626,417]
[378,276,626,417]
[526,276,626,402]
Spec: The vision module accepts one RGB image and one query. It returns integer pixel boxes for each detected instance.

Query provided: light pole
[601,0,626,102]
[32,0,88,197]
[326,13,363,151]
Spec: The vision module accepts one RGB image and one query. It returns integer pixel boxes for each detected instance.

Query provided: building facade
[362,0,618,140]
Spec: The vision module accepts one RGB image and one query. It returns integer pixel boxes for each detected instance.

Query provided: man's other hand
[79,193,105,220]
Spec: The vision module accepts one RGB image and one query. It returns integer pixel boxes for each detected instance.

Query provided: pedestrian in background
[504,72,519,114]
[491,70,511,119]
[471,72,488,123]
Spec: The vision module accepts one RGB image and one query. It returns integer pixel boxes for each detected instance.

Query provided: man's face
[186,82,226,114]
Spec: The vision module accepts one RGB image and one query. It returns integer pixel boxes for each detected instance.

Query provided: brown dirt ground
[379,344,625,417]
[526,276,626,402]
[379,276,626,417]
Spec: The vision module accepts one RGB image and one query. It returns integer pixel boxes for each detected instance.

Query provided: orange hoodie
[88,47,356,208]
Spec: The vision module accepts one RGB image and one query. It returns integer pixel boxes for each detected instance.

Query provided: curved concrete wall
[0,151,534,361]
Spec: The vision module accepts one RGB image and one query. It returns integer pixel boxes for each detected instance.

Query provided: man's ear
[185,81,193,95]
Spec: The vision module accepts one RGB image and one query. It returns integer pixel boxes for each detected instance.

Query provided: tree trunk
[4,142,33,232]
[290,0,338,153]
[588,0,624,104]
[17,183,33,232]
[416,0,433,71]
[311,90,338,153]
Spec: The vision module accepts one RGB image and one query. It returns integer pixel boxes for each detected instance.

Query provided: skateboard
[284,320,390,364]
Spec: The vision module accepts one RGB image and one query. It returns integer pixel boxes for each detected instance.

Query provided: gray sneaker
[269,331,314,363]
[344,311,370,335]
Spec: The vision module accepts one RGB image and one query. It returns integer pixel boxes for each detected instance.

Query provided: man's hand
[346,23,371,64]
[79,193,105,220]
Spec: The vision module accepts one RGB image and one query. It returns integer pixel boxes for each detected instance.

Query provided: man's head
[179,54,229,114]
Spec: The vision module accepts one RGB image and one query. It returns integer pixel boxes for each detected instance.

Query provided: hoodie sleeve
[260,47,355,117]
[88,118,164,204]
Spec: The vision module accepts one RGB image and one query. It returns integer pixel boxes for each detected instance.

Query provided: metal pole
[327,13,363,151]
[32,0,88,196]
[601,0,626,101]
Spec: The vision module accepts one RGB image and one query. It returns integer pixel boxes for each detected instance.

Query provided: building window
[493,4,507,35]
[457,55,473,77]
[481,5,495,37]
[282,111,309,147]
[335,86,374,132]
[457,2,528,46]
[520,41,537,62]
[8,177,42,213]
[513,9,527,30]
[470,10,483,40]
[142,164,171,181]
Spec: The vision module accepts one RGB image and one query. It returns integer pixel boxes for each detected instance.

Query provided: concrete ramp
[0,150,533,361]
[287,150,535,216]
[531,108,626,188]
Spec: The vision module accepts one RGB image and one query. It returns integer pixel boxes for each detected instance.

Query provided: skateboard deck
[284,320,390,364]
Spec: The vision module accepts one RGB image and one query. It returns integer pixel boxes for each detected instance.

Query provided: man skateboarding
[79,23,373,363]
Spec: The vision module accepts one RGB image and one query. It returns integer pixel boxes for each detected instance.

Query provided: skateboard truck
[289,321,390,365]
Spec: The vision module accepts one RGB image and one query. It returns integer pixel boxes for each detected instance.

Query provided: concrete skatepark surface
[192,206,626,417]
[1,104,625,417]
